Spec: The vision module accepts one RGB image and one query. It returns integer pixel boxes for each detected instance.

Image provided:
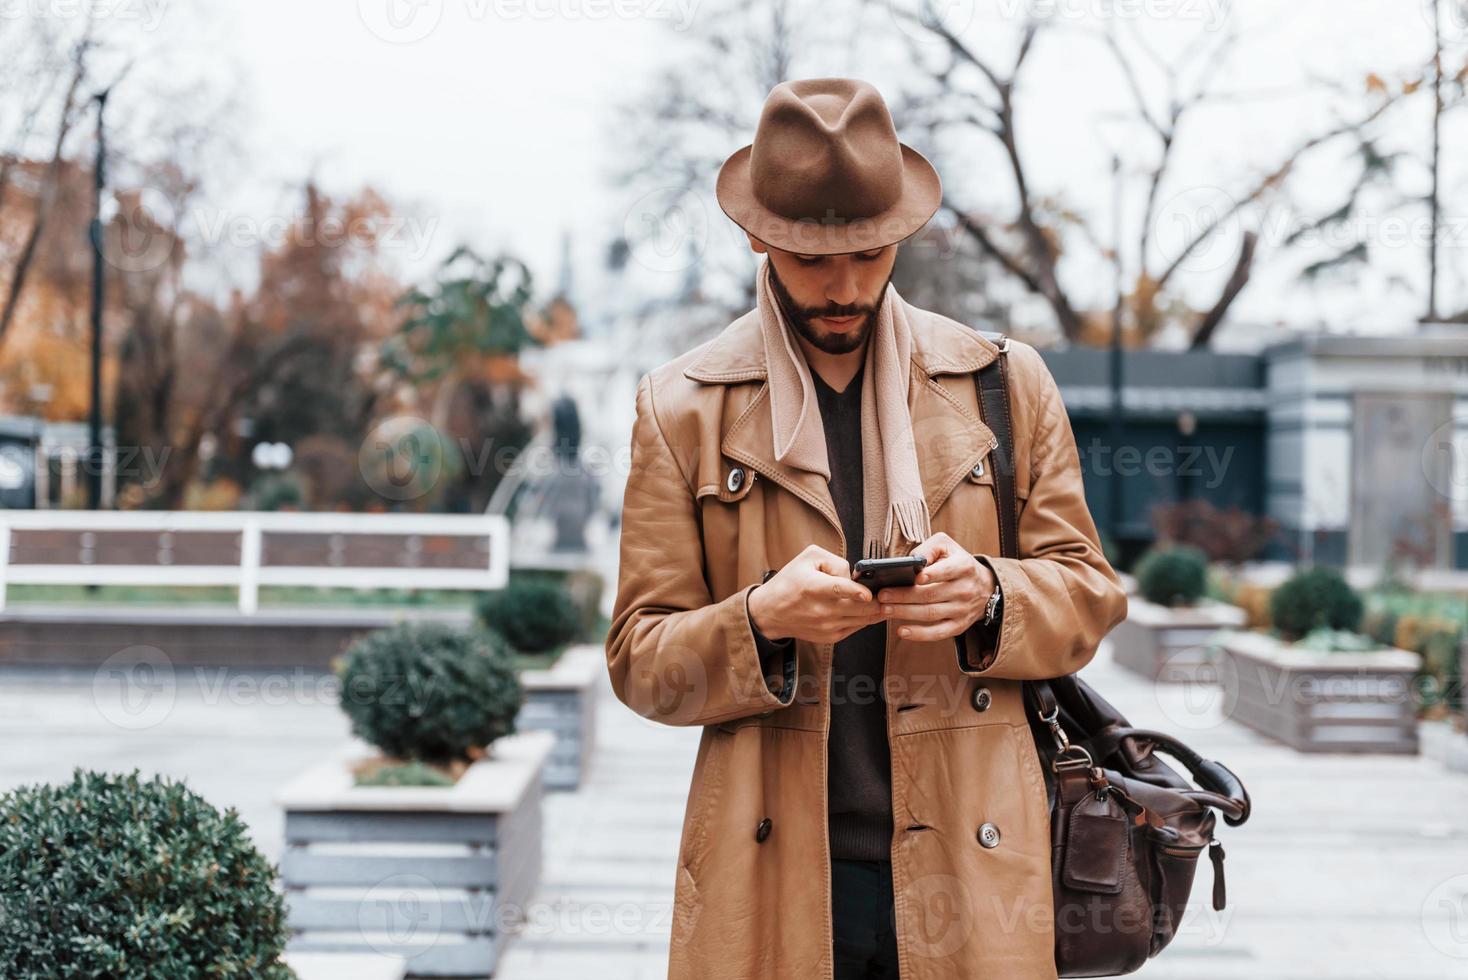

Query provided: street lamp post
[1108,153,1125,550]
[86,87,110,511]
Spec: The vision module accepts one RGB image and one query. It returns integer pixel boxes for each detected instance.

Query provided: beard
[767,260,892,355]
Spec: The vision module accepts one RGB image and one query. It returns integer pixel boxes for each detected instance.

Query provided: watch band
[982,581,1002,626]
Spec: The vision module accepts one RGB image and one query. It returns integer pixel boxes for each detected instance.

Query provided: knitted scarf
[756,256,931,559]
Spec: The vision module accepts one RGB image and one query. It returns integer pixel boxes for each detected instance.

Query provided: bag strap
[972,333,1253,828]
[971,333,1064,732]
[973,332,1018,560]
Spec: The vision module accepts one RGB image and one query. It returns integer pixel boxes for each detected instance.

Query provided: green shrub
[355,761,456,788]
[476,577,580,655]
[251,472,304,512]
[338,621,522,765]
[1135,546,1209,607]
[1270,566,1363,641]
[1294,627,1383,653]
[0,770,293,979]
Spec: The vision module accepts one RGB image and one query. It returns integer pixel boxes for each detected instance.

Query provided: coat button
[971,686,992,712]
[970,459,985,479]
[977,822,1001,848]
[755,817,772,843]
[726,466,746,493]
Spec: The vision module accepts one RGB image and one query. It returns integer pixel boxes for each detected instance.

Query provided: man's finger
[886,601,950,624]
[824,579,874,602]
[913,550,971,585]
[894,619,966,643]
[810,549,852,580]
[875,582,965,608]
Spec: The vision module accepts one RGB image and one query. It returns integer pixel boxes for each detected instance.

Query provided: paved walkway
[1,638,1464,977]
[494,640,1468,980]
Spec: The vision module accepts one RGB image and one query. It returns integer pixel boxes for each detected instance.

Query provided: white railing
[0,510,510,615]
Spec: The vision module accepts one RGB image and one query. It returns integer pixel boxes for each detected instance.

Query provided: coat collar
[681,305,1002,383]
[683,305,1003,547]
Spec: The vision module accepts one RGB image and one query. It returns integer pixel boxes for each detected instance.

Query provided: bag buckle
[1041,702,1095,771]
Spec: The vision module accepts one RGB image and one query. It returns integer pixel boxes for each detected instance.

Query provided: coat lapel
[683,305,1004,546]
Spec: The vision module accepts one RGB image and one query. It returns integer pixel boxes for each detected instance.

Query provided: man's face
[760,243,898,355]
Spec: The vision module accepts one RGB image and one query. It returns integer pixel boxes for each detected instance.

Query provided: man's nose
[826,261,860,307]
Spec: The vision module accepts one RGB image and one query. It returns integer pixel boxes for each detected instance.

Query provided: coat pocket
[679,726,733,880]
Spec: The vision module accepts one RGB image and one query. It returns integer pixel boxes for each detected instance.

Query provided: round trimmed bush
[337,620,522,764]
[0,769,293,979]
[476,577,580,655]
[1135,546,1209,607]
[1269,566,1363,641]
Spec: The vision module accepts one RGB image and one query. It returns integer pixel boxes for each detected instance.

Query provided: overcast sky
[50,0,1467,339]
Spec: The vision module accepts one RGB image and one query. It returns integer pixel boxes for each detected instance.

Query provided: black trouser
[832,857,899,978]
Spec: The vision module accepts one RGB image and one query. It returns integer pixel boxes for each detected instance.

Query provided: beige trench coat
[605,304,1128,980]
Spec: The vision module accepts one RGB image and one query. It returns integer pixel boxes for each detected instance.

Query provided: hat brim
[715,142,942,255]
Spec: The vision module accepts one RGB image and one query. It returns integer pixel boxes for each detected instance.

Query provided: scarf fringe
[882,497,932,555]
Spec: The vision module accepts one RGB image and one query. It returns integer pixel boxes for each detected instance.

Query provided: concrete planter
[277,730,554,978]
[1111,598,1247,683]
[283,952,406,980]
[1215,631,1422,754]
[518,644,602,791]
[1420,718,1468,774]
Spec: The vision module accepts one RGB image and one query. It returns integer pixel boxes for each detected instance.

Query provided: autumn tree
[892,4,1411,347]
[382,247,538,513]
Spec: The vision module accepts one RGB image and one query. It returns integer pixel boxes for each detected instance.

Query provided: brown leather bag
[974,336,1253,977]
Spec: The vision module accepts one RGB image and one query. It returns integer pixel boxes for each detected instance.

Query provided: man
[606,78,1126,980]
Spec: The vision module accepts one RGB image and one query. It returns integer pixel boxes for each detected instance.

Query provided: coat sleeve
[955,345,1127,679]
[605,374,797,727]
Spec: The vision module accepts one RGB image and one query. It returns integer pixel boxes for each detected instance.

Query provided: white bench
[0,510,509,614]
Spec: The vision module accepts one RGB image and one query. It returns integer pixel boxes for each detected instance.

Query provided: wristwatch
[981,580,1002,626]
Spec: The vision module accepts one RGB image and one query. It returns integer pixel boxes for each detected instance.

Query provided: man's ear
[745,233,768,255]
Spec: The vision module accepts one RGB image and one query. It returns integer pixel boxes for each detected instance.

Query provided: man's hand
[748,544,884,645]
[874,531,996,642]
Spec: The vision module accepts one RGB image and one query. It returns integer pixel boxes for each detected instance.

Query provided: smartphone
[851,554,927,592]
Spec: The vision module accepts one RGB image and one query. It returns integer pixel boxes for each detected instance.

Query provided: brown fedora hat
[716,77,942,255]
